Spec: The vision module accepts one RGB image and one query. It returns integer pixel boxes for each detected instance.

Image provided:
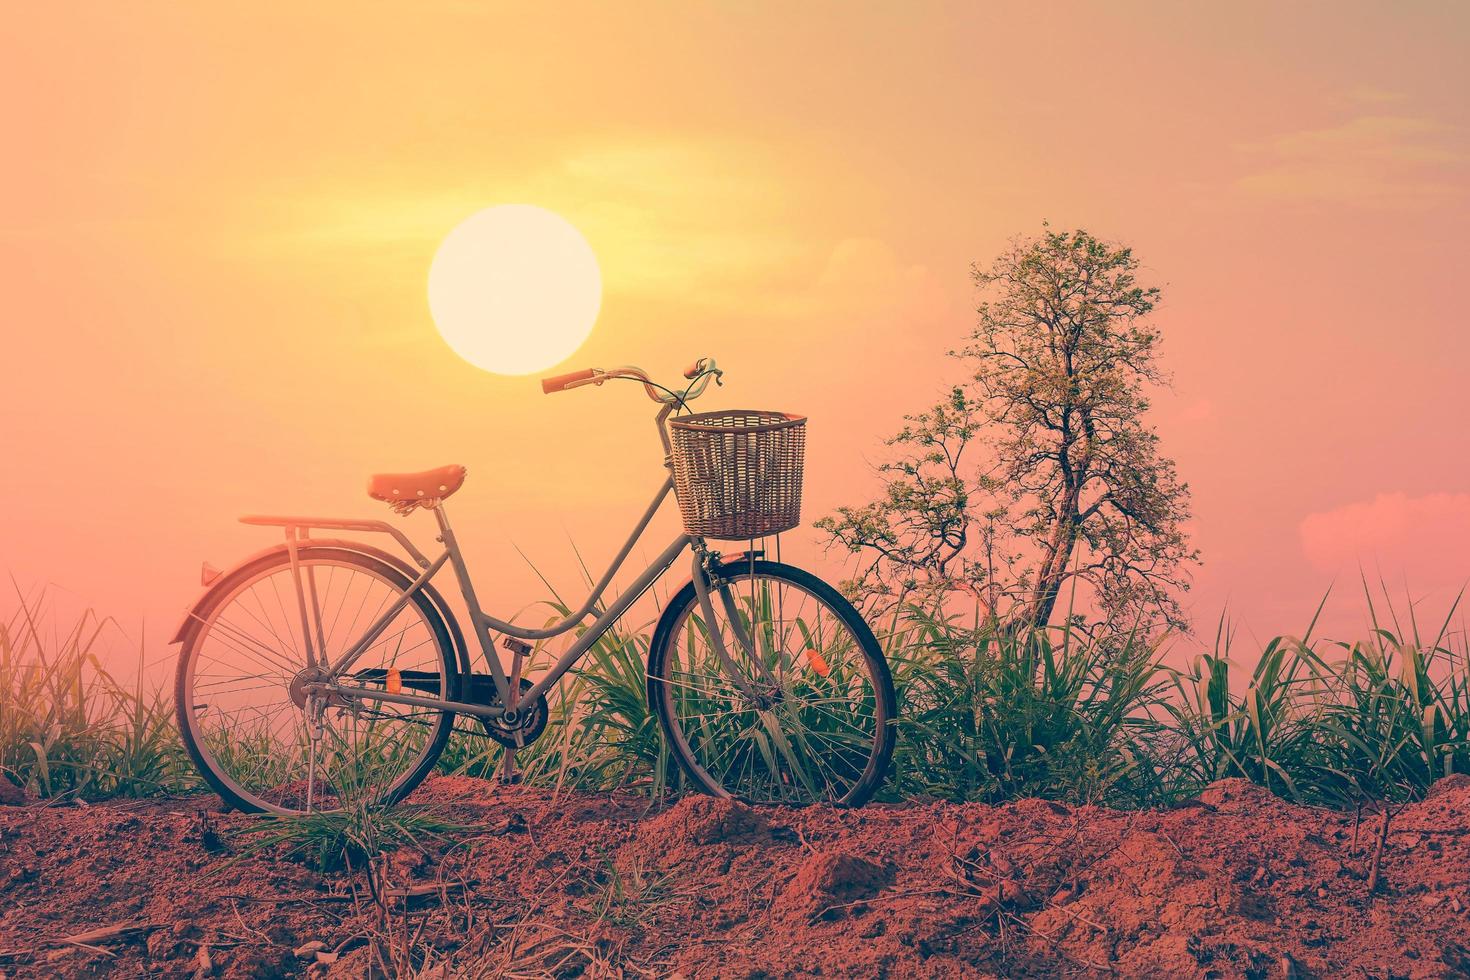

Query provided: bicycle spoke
[658,569,886,805]
[184,555,453,815]
[206,614,300,677]
[264,577,305,664]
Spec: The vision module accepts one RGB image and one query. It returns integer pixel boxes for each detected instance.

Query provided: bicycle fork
[689,549,783,705]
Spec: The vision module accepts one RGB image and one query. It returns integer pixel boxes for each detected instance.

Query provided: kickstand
[498,746,520,785]
[498,637,528,787]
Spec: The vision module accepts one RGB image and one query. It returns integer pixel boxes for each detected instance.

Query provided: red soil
[2,776,1468,978]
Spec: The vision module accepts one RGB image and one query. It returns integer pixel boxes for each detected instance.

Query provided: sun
[428,205,602,375]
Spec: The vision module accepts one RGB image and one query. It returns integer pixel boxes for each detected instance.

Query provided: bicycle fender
[167,538,473,678]
[648,549,765,639]
[661,550,764,594]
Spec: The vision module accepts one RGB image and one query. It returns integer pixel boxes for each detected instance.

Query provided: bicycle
[171,357,897,814]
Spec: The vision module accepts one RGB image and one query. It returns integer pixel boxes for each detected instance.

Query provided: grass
[434,598,678,796]
[1163,585,1470,808]
[437,545,688,796]
[5,578,1469,813]
[229,735,473,871]
[578,854,684,928]
[885,603,1176,805]
[1,587,195,800]
[230,794,466,873]
[231,798,464,871]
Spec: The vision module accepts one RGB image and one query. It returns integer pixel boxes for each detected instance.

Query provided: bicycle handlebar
[540,368,599,394]
[540,357,721,405]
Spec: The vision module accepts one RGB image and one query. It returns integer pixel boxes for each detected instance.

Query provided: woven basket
[668,409,807,540]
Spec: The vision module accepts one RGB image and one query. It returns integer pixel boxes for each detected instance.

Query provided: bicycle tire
[647,558,896,807]
[174,545,459,814]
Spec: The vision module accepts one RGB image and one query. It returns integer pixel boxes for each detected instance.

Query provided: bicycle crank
[479,677,549,748]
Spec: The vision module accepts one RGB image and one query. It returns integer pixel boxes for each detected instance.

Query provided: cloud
[232,137,811,308]
[730,236,955,354]
[801,237,951,323]
[1344,86,1407,108]
[1234,114,1467,208]
[1300,492,1470,590]
[229,137,955,331]
[554,142,808,302]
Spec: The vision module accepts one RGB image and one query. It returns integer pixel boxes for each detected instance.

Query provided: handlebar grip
[541,368,598,394]
[683,358,708,380]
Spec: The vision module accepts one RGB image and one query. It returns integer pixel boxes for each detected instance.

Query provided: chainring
[479,677,549,748]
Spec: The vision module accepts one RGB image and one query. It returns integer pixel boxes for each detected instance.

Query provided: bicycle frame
[241,475,692,722]
[233,389,780,724]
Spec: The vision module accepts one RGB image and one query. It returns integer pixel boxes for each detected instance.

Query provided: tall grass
[436,601,677,796]
[1164,630,1332,801]
[1165,587,1470,807]
[436,547,680,798]
[885,604,1176,805]
[6,579,1468,812]
[1,588,194,800]
[233,746,468,872]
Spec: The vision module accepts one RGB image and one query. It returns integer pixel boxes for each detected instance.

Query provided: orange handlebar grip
[541,368,598,394]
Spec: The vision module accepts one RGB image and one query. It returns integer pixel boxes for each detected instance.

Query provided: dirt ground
[2,776,1469,979]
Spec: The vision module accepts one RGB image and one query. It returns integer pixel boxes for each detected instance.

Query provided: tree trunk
[1027,507,1080,629]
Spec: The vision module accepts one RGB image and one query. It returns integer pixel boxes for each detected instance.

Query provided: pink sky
[3,4,1468,666]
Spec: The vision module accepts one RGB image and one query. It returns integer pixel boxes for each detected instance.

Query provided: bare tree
[818,226,1198,631]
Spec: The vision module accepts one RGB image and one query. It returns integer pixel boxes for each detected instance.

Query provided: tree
[818,226,1198,631]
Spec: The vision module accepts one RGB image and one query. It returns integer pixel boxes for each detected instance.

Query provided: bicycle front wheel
[174,546,459,814]
[647,559,896,806]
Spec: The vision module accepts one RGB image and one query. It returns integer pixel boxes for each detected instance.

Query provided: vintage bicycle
[171,357,896,814]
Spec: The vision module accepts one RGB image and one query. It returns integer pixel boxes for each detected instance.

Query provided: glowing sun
[428,205,602,375]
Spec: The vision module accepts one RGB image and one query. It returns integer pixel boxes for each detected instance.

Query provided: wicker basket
[668,409,807,539]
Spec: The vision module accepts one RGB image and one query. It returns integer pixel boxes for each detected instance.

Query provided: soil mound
[1,780,1468,977]
[776,851,891,919]
[646,794,771,846]
[1425,771,1470,802]
[1194,776,1285,813]
[0,779,28,807]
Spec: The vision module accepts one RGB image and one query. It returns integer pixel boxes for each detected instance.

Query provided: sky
[3,2,1468,668]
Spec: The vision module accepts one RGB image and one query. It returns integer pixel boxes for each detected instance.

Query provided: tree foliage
[818,226,1198,631]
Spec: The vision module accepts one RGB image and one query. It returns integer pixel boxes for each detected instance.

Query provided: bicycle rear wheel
[647,559,896,806]
[174,546,458,814]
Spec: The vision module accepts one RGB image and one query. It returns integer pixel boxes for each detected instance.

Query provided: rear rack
[239,515,432,568]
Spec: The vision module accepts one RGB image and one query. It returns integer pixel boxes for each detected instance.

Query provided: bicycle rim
[178,551,454,814]
[652,566,892,806]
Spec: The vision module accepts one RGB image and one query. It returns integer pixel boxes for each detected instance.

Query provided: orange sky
[4,3,1468,664]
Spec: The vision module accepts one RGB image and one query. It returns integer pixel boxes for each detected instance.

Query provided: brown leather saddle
[366,464,467,509]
